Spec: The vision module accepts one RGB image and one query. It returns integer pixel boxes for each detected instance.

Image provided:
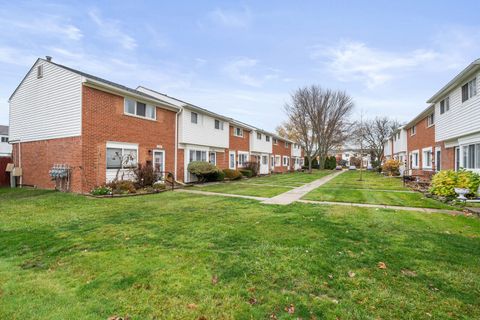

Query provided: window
[283,156,290,166]
[422,148,432,169]
[229,152,236,169]
[214,119,223,130]
[191,112,198,124]
[461,144,480,169]
[285,142,290,148]
[209,152,216,165]
[427,113,434,127]
[189,150,207,162]
[411,125,416,136]
[257,132,262,140]
[266,136,270,142]
[1,137,8,143]
[234,127,243,137]
[238,153,248,167]
[273,138,278,145]
[124,98,155,120]
[275,155,281,167]
[37,65,43,78]
[262,155,268,165]
[440,96,450,114]
[462,78,477,102]
[270,156,274,167]
[106,147,137,169]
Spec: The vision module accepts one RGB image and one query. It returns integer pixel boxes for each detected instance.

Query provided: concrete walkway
[262,170,345,205]
[175,188,268,201]
[298,199,461,215]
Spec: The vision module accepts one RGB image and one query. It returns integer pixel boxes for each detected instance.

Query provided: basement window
[124,98,155,120]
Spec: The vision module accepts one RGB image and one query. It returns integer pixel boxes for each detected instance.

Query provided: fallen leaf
[378,262,387,269]
[328,274,334,279]
[348,271,356,278]
[198,316,207,320]
[211,275,218,285]
[248,297,258,305]
[187,303,197,310]
[285,304,295,314]
[248,287,256,292]
[270,313,278,319]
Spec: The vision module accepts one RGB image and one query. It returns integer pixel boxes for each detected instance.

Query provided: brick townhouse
[8,57,302,192]
[383,58,480,176]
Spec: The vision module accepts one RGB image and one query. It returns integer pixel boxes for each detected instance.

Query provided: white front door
[229,151,236,169]
[260,154,269,174]
[153,150,165,179]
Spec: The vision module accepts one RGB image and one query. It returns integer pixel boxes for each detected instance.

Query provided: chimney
[45,56,52,62]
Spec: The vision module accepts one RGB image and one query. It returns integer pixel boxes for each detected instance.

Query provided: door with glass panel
[260,154,269,174]
[153,150,165,180]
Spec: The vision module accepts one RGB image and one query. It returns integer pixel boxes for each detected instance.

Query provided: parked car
[348,165,357,170]
[335,165,343,170]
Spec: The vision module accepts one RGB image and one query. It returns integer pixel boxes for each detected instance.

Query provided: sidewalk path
[262,170,345,205]
[298,199,461,215]
[175,188,268,201]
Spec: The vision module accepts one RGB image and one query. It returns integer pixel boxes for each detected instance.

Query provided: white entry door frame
[153,149,165,180]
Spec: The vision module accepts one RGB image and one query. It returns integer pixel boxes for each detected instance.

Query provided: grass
[1,188,480,319]
[303,171,455,209]
[195,170,332,198]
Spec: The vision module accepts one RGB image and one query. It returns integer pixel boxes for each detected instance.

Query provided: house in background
[383,138,393,160]
[392,126,407,164]
[249,128,273,175]
[0,125,11,156]
[291,143,303,170]
[427,59,480,173]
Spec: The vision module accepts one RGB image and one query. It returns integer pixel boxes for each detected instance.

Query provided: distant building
[0,125,11,156]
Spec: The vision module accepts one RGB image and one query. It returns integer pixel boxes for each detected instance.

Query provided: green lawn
[303,171,454,209]
[196,170,332,198]
[1,188,480,319]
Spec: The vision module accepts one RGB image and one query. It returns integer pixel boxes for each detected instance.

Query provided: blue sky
[1,1,479,131]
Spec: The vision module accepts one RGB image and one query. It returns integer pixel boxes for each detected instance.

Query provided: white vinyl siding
[177,109,229,149]
[9,60,83,142]
[250,130,272,153]
[435,71,480,142]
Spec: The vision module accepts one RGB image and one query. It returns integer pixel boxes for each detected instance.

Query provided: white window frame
[237,151,249,168]
[462,77,477,103]
[422,147,433,170]
[283,156,289,167]
[37,65,43,79]
[106,142,139,170]
[273,138,278,145]
[435,147,441,171]
[208,151,216,165]
[410,125,416,136]
[440,96,450,114]
[191,112,198,124]
[427,113,434,127]
[410,150,419,169]
[257,132,262,140]
[266,136,270,142]
[460,143,480,170]
[214,119,224,130]
[285,142,290,148]
[234,127,243,137]
[124,98,156,121]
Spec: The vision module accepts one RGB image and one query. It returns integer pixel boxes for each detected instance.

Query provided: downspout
[174,108,182,181]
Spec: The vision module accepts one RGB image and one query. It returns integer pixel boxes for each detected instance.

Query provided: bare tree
[354,116,400,164]
[283,90,318,173]
[300,85,354,169]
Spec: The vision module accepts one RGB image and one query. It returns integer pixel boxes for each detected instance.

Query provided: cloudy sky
[1,1,479,131]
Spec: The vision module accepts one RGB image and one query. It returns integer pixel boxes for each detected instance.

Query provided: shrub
[153,181,166,191]
[431,169,480,198]
[214,170,225,181]
[324,156,337,170]
[304,157,319,169]
[239,169,253,178]
[244,161,260,176]
[107,180,136,194]
[90,185,112,195]
[223,168,242,180]
[382,159,401,176]
[134,163,158,188]
[187,161,220,182]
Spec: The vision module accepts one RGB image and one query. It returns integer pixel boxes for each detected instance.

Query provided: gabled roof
[427,58,480,103]
[9,58,180,111]
[0,125,8,135]
[404,104,434,129]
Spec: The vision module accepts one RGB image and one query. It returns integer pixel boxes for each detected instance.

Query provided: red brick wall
[81,85,177,192]
[0,156,12,186]
[272,140,291,173]
[436,141,455,171]
[407,116,435,175]
[216,151,228,170]
[11,137,83,192]
[227,125,250,169]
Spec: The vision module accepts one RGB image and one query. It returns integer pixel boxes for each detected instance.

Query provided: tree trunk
[307,155,313,173]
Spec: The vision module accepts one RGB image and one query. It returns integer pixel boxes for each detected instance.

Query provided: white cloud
[222,57,280,87]
[206,7,252,28]
[312,41,438,88]
[88,9,137,50]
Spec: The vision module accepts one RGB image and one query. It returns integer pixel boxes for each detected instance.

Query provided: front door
[153,150,165,180]
[260,155,269,174]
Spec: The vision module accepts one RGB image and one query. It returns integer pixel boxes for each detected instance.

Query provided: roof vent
[45,56,52,62]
